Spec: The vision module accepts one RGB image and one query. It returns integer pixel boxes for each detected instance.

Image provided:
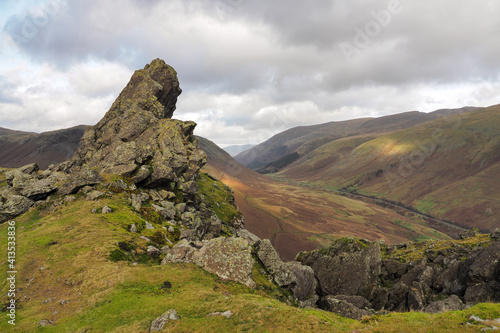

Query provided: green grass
[197,172,242,229]
[415,199,437,214]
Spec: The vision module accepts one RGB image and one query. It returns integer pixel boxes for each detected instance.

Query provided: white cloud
[1,0,500,144]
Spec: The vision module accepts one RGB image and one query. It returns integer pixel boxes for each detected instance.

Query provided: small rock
[38,319,53,327]
[64,196,76,203]
[149,309,179,332]
[168,226,175,233]
[145,221,155,230]
[91,208,97,214]
[207,310,233,318]
[470,315,485,323]
[147,245,161,258]
[86,190,104,201]
[129,224,138,233]
[102,206,112,214]
[140,236,152,242]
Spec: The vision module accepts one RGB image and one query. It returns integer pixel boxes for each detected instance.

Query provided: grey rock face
[256,239,296,287]
[299,237,381,300]
[0,187,34,222]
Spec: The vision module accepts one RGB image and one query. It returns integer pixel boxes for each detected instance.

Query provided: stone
[145,221,155,229]
[129,224,138,233]
[161,239,196,264]
[318,296,371,320]
[468,239,500,283]
[181,180,198,195]
[424,295,464,314]
[153,201,176,220]
[67,58,206,190]
[38,319,54,327]
[176,203,186,213]
[86,190,104,201]
[149,309,179,332]
[102,206,112,214]
[285,261,318,305]
[256,239,296,287]
[147,245,161,258]
[131,165,151,184]
[236,228,261,247]
[58,166,102,196]
[333,295,371,310]
[460,228,480,239]
[0,187,34,222]
[140,236,152,242]
[299,237,381,300]
[207,310,233,318]
[192,237,255,288]
[168,226,175,233]
[131,192,149,211]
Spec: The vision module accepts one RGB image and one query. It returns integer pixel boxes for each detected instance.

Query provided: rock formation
[0,59,206,224]
[296,231,500,318]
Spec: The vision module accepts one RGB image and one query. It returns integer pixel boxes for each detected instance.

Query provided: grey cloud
[0,75,20,104]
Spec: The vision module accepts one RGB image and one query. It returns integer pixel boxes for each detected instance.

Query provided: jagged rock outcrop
[0,59,207,227]
[67,58,205,190]
[296,232,500,318]
[299,237,381,301]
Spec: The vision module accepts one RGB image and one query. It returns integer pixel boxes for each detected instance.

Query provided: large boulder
[298,237,382,300]
[0,187,34,222]
[192,237,255,288]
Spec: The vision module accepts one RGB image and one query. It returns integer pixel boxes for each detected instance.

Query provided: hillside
[198,137,461,261]
[223,144,255,156]
[3,178,500,332]
[235,107,479,172]
[0,125,87,169]
[276,105,500,232]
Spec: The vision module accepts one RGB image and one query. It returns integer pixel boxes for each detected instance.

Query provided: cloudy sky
[1,0,500,147]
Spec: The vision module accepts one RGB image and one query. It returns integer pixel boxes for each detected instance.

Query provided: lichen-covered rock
[58,166,101,196]
[236,228,261,247]
[256,239,296,287]
[161,239,196,264]
[298,237,381,300]
[67,59,205,192]
[149,309,179,332]
[192,237,255,288]
[5,163,63,201]
[0,187,34,222]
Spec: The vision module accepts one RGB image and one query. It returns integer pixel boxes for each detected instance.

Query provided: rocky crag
[1,59,499,321]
